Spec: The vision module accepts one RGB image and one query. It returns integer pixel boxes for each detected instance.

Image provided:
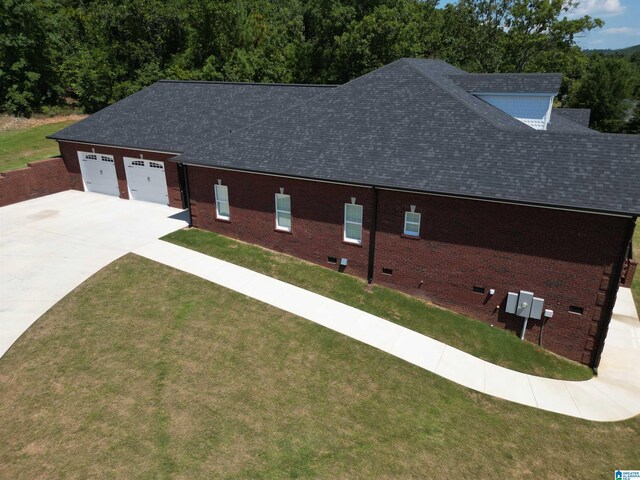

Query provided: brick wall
[621,259,638,287]
[57,141,183,208]
[187,166,374,278]
[0,158,71,207]
[50,144,634,365]
[372,190,630,365]
[186,166,631,365]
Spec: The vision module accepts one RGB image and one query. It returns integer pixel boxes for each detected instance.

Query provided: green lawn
[0,254,636,479]
[163,228,592,381]
[0,121,74,172]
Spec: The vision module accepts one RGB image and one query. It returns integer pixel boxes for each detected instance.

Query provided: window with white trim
[404,211,421,237]
[275,193,291,231]
[214,184,230,220]
[344,203,363,244]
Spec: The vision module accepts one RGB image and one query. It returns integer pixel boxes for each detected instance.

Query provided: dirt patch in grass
[0,114,87,133]
[0,255,636,479]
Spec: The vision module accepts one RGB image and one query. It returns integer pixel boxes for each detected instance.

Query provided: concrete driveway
[0,190,188,357]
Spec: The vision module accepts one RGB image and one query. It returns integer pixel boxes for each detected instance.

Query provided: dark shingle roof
[449,73,562,94]
[49,81,334,152]
[50,58,640,216]
[548,109,596,134]
[403,59,530,131]
[176,59,640,215]
[552,108,591,127]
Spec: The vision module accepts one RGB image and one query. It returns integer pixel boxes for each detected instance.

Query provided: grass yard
[0,254,637,479]
[163,229,592,381]
[0,120,75,172]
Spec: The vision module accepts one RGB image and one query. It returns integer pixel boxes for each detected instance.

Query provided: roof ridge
[400,59,531,132]
[450,72,562,77]
[158,79,336,88]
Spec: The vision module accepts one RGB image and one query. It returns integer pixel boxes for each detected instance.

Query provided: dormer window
[447,73,561,131]
[473,93,555,130]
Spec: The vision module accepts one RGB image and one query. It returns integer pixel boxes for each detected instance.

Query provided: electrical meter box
[506,292,518,314]
[530,297,544,320]
[516,290,534,318]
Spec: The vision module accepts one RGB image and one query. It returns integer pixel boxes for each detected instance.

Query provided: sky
[438,0,640,50]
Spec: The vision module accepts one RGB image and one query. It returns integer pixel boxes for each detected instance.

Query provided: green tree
[503,0,602,73]
[625,102,640,134]
[55,0,188,112]
[439,0,511,72]
[0,0,56,116]
[568,55,637,132]
[0,0,631,125]
[296,0,359,82]
[333,1,440,82]
[438,0,601,74]
[188,1,303,83]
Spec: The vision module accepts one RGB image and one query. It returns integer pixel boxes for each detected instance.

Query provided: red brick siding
[621,259,638,287]
[57,141,182,208]
[187,167,630,365]
[187,166,374,278]
[373,190,630,364]
[164,161,183,208]
[49,143,634,365]
[0,158,71,207]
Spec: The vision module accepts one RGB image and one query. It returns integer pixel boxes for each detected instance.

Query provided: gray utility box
[530,297,544,320]
[506,292,518,314]
[516,291,534,318]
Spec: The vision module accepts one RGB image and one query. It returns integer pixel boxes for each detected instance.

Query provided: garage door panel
[78,152,119,197]
[124,158,169,205]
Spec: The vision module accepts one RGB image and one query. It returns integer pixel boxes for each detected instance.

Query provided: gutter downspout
[593,215,636,373]
[367,187,379,284]
[178,163,193,227]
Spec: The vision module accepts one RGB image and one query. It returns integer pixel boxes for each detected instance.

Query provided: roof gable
[401,59,531,131]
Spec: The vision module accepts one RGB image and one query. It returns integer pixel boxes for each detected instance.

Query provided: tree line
[1,0,638,132]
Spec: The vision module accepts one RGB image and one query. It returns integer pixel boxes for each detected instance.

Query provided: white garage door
[124,158,169,205]
[78,152,119,196]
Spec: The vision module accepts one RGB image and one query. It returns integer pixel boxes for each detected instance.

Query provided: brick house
[49,59,639,367]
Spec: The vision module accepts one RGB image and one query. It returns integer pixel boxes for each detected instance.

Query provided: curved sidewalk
[136,240,640,422]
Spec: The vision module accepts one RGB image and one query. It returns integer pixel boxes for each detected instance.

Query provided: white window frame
[404,211,421,237]
[343,203,363,244]
[214,184,230,220]
[275,193,292,232]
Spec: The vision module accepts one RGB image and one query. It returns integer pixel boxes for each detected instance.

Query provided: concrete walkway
[2,191,638,421]
[135,240,640,422]
[0,191,188,357]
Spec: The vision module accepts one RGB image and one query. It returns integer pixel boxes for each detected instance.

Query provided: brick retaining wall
[0,158,71,207]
